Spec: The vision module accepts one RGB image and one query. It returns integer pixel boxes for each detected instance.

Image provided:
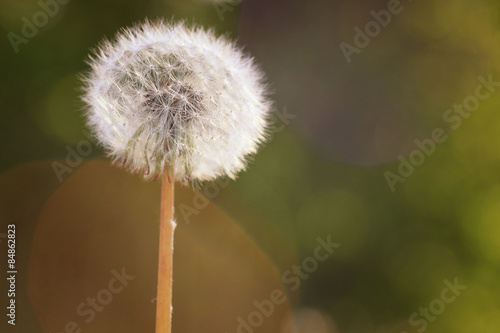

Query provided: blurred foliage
[2,0,500,332]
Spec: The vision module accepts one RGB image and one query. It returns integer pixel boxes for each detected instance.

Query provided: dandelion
[82,20,270,183]
[81,19,271,333]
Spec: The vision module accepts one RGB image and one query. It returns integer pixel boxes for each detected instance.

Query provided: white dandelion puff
[81,19,271,182]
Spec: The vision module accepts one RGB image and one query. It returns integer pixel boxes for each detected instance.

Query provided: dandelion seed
[81,19,271,182]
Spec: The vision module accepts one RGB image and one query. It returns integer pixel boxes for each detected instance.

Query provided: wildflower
[81,20,271,182]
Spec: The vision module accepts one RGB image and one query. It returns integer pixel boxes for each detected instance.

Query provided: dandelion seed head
[81,20,271,182]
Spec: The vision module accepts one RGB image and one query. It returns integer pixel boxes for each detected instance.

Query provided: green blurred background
[2,0,500,332]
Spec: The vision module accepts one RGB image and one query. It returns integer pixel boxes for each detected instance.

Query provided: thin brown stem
[155,170,175,333]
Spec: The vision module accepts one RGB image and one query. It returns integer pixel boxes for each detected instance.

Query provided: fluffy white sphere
[81,20,271,182]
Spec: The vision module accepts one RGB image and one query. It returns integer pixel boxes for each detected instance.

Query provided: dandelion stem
[156,170,175,333]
